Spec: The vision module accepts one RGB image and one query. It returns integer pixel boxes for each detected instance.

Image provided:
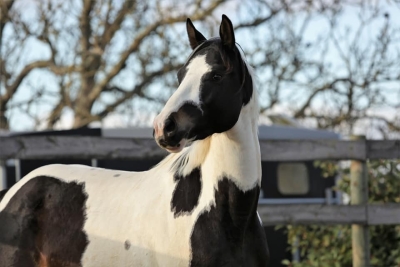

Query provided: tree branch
[294,78,353,118]
[0,0,14,35]
[79,0,94,52]
[2,60,52,103]
[96,64,180,120]
[100,0,136,50]
[234,10,281,30]
[88,0,224,103]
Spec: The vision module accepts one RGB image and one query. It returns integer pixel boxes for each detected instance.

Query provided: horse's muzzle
[153,115,186,153]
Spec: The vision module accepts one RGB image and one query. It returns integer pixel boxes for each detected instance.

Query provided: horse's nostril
[158,138,167,148]
[164,118,177,137]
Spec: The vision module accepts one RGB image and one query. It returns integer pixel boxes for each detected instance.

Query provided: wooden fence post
[350,135,370,267]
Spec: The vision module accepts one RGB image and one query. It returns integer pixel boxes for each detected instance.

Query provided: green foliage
[284,225,352,267]
[284,160,400,267]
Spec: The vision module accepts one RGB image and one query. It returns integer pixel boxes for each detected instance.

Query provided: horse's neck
[203,103,261,191]
[174,93,261,192]
[168,99,260,193]
[158,94,261,229]
[198,97,261,229]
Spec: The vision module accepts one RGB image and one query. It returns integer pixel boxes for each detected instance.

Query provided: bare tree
[1,0,16,129]
[1,0,399,138]
[0,0,228,129]
[234,0,400,138]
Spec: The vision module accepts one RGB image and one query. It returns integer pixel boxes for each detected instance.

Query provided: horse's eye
[212,74,222,81]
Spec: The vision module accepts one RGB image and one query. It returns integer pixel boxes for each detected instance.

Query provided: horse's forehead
[181,45,222,77]
[186,54,212,76]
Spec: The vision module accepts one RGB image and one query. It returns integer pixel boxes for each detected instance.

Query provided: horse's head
[153,15,253,153]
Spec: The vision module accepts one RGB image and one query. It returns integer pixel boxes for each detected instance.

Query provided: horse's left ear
[219,15,235,50]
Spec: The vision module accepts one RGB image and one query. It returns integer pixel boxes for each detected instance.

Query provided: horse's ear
[186,18,207,50]
[219,15,235,50]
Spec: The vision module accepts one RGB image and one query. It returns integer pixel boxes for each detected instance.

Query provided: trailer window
[277,163,309,195]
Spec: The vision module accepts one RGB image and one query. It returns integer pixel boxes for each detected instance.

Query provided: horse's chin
[164,139,187,153]
[165,147,183,153]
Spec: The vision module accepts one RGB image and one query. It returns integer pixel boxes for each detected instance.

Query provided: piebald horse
[0,15,269,266]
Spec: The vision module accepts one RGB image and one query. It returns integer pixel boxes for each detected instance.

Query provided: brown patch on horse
[38,252,49,267]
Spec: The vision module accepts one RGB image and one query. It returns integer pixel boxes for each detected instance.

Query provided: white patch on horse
[153,55,210,134]
[257,211,263,225]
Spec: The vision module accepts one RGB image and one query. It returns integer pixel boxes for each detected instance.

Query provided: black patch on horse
[171,167,202,217]
[0,176,89,266]
[240,59,253,105]
[190,178,269,267]
[0,188,8,202]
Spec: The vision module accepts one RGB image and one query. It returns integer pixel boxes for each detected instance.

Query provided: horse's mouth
[158,139,187,153]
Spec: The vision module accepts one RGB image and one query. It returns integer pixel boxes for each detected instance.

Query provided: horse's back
[0,163,147,209]
[0,164,98,210]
